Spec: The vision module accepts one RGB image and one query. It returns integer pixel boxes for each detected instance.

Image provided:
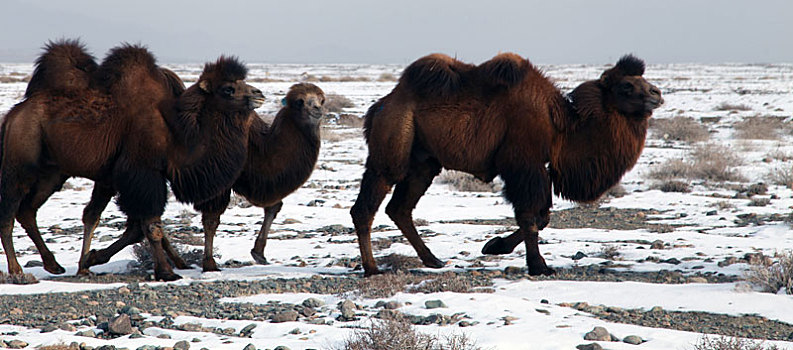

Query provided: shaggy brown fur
[351,53,663,276]
[194,83,325,271]
[0,40,263,280]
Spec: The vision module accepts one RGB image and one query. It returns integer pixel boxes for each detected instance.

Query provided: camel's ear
[199,80,211,93]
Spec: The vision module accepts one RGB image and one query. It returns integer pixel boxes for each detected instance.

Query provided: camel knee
[385,201,410,222]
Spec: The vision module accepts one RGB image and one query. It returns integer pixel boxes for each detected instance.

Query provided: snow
[0,61,792,349]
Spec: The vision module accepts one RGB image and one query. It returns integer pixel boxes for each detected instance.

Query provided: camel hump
[159,68,186,97]
[96,43,160,91]
[477,52,530,88]
[25,39,97,98]
[400,53,466,97]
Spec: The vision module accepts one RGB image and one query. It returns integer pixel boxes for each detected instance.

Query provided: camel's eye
[222,86,235,96]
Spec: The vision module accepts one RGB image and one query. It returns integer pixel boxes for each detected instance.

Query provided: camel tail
[400,53,464,97]
[477,53,529,88]
[25,39,97,98]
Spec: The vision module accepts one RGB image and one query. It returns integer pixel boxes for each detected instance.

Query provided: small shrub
[747,197,771,207]
[438,170,500,192]
[0,271,38,285]
[689,144,745,182]
[605,184,627,198]
[734,117,784,140]
[37,344,77,350]
[650,117,709,142]
[692,335,780,350]
[357,271,416,298]
[768,166,793,189]
[376,73,398,82]
[325,94,356,113]
[336,113,364,128]
[599,245,621,260]
[333,318,483,350]
[132,241,219,271]
[655,180,691,193]
[647,159,690,181]
[744,251,793,295]
[714,102,752,111]
[321,126,360,142]
[408,272,483,294]
[378,253,424,273]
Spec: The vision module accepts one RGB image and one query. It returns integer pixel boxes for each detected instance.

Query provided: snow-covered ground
[0,61,792,349]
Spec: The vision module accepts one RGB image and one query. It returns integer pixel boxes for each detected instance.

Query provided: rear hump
[25,39,97,98]
[399,53,470,98]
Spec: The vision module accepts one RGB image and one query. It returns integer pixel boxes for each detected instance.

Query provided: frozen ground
[0,60,792,349]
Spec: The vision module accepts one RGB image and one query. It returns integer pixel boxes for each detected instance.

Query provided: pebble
[384,301,402,309]
[504,266,523,275]
[239,323,257,336]
[576,344,603,350]
[623,335,643,345]
[572,251,588,260]
[4,340,29,349]
[76,329,97,338]
[424,300,447,309]
[338,300,357,320]
[136,347,158,350]
[650,240,665,249]
[274,346,291,350]
[109,314,133,335]
[289,328,301,334]
[243,344,256,350]
[583,326,611,341]
[174,340,190,350]
[302,298,324,308]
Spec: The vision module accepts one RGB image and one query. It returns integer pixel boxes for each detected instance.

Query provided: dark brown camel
[74,83,325,272]
[0,40,263,280]
[350,53,663,276]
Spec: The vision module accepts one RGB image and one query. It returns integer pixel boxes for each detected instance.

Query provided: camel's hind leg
[385,159,443,269]
[0,167,38,275]
[77,183,114,275]
[195,190,231,272]
[350,169,393,276]
[81,219,145,270]
[16,173,69,274]
[250,201,283,266]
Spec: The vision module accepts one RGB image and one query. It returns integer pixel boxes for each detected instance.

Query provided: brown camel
[0,39,263,280]
[74,83,326,272]
[350,53,663,276]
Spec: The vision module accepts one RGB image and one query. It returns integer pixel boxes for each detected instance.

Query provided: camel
[0,39,263,280]
[350,53,663,276]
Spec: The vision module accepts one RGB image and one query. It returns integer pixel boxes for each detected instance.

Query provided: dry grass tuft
[334,318,483,350]
[714,102,752,111]
[599,245,621,260]
[37,344,78,350]
[0,271,38,285]
[692,335,780,350]
[321,126,361,142]
[336,113,364,128]
[734,117,785,140]
[438,170,501,193]
[376,73,398,82]
[689,144,745,182]
[357,271,417,298]
[744,251,793,295]
[408,272,483,294]
[132,241,218,272]
[768,166,793,189]
[647,159,691,181]
[654,180,691,193]
[650,117,709,142]
[378,253,424,273]
[325,94,356,113]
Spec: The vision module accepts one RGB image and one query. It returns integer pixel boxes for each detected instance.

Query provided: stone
[5,340,29,349]
[157,333,173,339]
[96,346,117,350]
[24,260,44,267]
[424,300,447,309]
[339,300,357,320]
[136,347,158,350]
[687,276,708,283]
[504,266,523,275]
[243,344,256,350]
[302,298,324,308]
[129,333,145,339]
[572,251,588,260]
[76,329,97,338]
[384,301,402,309]
[623,335,643,345]
[274,346,291,350]
[121,305,142,315]
[174,340,190,350]
[271,310,299,323]
[583,326,611,341]
[109,314,134,335]
[650,240,665,249]
[289,327,301,334]
[576,344,603,350]
[239,323,257,336]
[300,307,316,317]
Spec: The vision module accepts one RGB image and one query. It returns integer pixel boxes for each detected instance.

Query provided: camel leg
[76,183,114,275]
[0,168,35,275]
[160,235,188,269]
[81,219,145,270]
[482,175,552,256]
[350,168,393,277]
[142,217,181,281]
[195,191,230,272]
[16,173,69,274]
[385,160,443,268]
[251,201,283,266]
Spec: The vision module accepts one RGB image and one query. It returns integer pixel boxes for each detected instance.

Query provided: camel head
[599,55,663,118]
[284,83,326,128]
[198,56,265,113]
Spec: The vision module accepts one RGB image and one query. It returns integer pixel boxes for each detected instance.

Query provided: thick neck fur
[549,81,648,202]
[167,84,251,204]
[232,108,321,202]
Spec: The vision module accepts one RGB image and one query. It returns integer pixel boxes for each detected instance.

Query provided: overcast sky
[2,0,791,65]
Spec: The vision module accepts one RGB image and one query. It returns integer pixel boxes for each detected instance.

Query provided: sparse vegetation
[692,335,780,350]
[336,113,365,128]
[748,197,771,207]
[599,245,621,260]
[438,170,501,192]
[333,318,483,350]
[734,117,785,140]
[0,271,38,285]
[650,116,709,142]
[655,180,691,193]
[321,125,361,142]
[132,241,219,272]
[768,166,793,189]
[714,102,752,111]
[325,93,356,113]
[744,251,793,295]
[650,144,744,183]
[376,73,398,82]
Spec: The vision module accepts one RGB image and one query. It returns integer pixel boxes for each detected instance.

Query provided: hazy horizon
[2,0,791,65]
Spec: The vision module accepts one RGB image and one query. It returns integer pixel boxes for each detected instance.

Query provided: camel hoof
[481,237,515,255]
[528,265,555,276]
[155,271,183,282]
[250,250,269,265]
[44,263,66,275]
[421,256,445,269]
[363,267,383,278]
[171,257,189,270]
[76,268,93,276]
[203,258,221,272]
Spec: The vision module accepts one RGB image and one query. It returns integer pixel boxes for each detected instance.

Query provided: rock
[659,257,681,265]
[623,335,643,345]
[458,320,473,327]
[24,260,44,267]
[109,314,134,335]
[239,323,257,336]
[384,301,402,309]
[302,298,324,308]
[576,344,603,350]
[271,310,299,323]
[339,300,357,320]
[584,326,611,341]
[687,276,708,283]
[121,305,142,315]
[129,333,145,339]
[424,300,447,309]
[76,329,97,338]
[178,323,204,332]
[243,344,256,350]
[300,306,316,317]
[650,306,664,314]
[274,346,291,350]
[174,340,190,350]
[650,240,665,249]
[5,340,29,349]
[96,346,117,350]
[572,251,588,260]
[60,323,78,332]
[41,324,58,333]
[502,315,519,325]
[289,327,301,334]
[136,346,158,350]
[157,333,172,339]
[540,299,549,304]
